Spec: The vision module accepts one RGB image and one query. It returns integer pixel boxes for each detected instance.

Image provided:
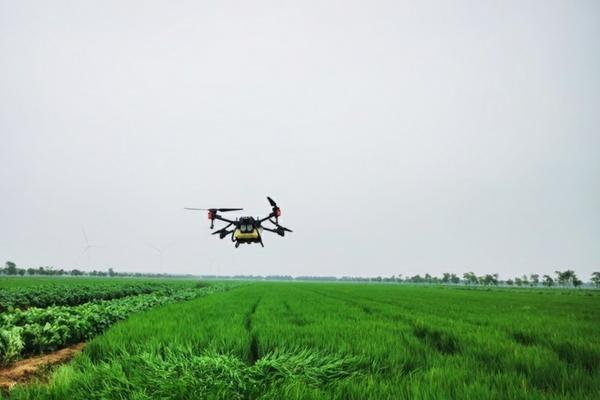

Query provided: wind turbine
[76,228,104,268]
[147,242,174,270]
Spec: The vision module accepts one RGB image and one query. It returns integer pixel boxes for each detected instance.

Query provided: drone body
[185,197,292,248]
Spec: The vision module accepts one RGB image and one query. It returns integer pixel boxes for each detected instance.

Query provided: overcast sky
[1,1,598,279]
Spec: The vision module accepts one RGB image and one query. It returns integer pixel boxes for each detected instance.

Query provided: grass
[5,283,600,399]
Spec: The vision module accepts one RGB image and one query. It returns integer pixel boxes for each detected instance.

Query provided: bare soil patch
[0,343,85,391]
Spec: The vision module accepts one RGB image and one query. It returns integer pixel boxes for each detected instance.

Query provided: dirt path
[0,343,85,391]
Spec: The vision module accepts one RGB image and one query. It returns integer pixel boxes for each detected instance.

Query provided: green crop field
[0,277,199,312]
[0,277,228,365]
[3,281,599,399]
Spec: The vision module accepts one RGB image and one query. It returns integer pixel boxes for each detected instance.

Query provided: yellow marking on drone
[234,229,260,240]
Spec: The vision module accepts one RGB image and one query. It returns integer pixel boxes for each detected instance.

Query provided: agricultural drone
[185,197,292,248]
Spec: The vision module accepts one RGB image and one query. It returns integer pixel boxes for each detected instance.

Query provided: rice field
[3,281,599,399]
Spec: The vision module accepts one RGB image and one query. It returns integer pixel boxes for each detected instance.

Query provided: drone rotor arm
[211,222,233,232]
[212,222,234,238]
[268,218,293,232]
[261,226,279,234]
[213,214,236,224]
[258,212,276,223]
[261,220,292,237]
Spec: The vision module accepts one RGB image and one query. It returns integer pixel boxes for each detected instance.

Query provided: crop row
[0,284,228,365]
[14,283,595,400]
[0,281,193,312]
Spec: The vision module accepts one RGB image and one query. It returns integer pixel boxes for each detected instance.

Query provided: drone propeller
[184,208,243,212]
[269,218,292,232]
[185,207,243,229]
[274,226,291,237]
[267,196,282,223]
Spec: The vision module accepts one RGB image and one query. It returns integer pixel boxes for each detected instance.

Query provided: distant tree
[542,275,554,287]
[5,261,16,275]
[567,270,576,283]
[555,270,577,287]
[515,277,523,287]
[573,277,583,288]
[521,275,529,286]
[592,272,600,288]
[462,272,469,283]
[442,273,451,283]
[108,268,115,277]
[424,273,432,284]
[530,274,540,287]
[506,279,514,286]
[463,272,478,285]
[479,274,497,286]
[482,274,499,286]
[17,269,25,276]
[450,274,460,284]
[409,275,425,283]
[556,270,566,286]
[27,268,36,275]
[5,261,17,275]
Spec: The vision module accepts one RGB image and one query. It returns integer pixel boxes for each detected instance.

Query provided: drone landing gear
[235,242,240,248]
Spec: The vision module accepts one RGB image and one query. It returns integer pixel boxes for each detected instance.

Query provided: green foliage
[8,348,363,400]
[530,274,539,286]
[0,326,24,364]
[0,284,227,365]
[542,275,554,287]
[0,279,197,312]
[554,270,580,287]
[462,272,478,285]
[7,283,600,399]
[592,272,600,288]
[4,261,17,276]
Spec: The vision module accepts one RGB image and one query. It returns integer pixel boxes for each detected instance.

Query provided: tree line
[0,261,193,279]
[204,270,600,287]
[2,261,599,287]
[362,270,597,287]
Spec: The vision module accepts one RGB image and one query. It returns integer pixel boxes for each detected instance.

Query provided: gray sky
[1,1,599,279]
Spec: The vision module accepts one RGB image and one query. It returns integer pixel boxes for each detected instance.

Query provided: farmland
[0,278,194,312]
[0,278,229,366]
[2,281,599,399]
